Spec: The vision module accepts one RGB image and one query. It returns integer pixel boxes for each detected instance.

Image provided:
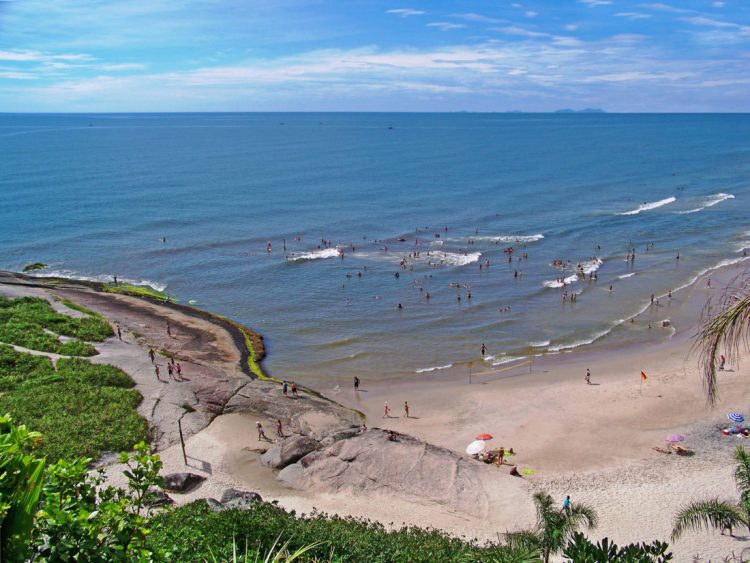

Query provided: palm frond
[734,446,750,498]
[532,491,556,527]
[671,498,747,540]
[694,272,750,406]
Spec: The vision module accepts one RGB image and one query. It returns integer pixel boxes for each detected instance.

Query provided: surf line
[471,360,532,377]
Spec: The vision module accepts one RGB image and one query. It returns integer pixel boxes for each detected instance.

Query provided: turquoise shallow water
[1,113,748,383]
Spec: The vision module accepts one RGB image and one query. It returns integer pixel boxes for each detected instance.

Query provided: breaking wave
[286,248,342,261]
[415,363,453,374]
[25,269,167,292]
[618,197,676,216]
[676,192,734,214]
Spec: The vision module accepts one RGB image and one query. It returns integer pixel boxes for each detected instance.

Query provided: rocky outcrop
[277,429,491,518]
[261,435,320,469]
[163,472,205,493]
[220,488,263,508]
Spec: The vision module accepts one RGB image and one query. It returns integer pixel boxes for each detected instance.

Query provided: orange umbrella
[475,433,493,441]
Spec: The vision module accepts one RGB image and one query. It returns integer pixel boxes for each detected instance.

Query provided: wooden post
[178,418,187,465]
[467,361,473,384]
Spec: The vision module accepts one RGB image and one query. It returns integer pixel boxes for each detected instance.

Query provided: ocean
[1,112,748,385]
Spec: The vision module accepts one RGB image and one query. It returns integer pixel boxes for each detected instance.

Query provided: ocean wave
[471,234,544,244]
[543,275,578,288]
[676,192,734,214]
[548,327,615,353]
[285,248,342,261]
[542,258,602,288]
[618,197,676,216]
[415,363,453,374]
[425,251,481,267]
[25,269,167,292]
[617,272,636,279]
[529,340,550,347]
[491,355,522,366]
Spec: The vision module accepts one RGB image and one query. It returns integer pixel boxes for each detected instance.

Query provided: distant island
[554,108,605,113]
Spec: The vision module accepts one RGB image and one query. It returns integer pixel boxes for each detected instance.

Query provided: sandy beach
[2,264,748,561]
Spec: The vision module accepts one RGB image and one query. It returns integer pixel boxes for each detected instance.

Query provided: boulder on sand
[220,488,263,509]
[163,472,205,493]
[261,435,320,469]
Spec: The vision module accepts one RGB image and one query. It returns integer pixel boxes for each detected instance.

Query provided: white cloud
[427,22,465,31]
[712,1,725,7]
[615,12,652,20]
[386,9,426,18]
[452,13,506,24]
[95,63,147,71]
[639,3,693,14]
[578,0,613,6]
[525,11,538,18]
[0,71,39,80]
[565,24,578,31]
[0,50,95,63]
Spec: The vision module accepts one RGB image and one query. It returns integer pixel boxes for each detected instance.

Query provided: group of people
[149,348,185,382]
[282,380,299,398]
[382,400,411,419]
[256,419,286,441]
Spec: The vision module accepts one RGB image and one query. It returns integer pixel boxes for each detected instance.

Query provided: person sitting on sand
[387,431,398,442]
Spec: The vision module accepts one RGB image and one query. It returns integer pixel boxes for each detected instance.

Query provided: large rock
[276,429,491,518]
[261,435,320,469]
[220,488,263,509]
[163,472,205,493]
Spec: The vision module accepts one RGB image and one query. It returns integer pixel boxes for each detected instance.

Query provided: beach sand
[2,265,749,560]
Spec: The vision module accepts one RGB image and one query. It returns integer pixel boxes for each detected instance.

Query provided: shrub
[58,339,98,357]
[56,358,134,388]
[0,383,147,462]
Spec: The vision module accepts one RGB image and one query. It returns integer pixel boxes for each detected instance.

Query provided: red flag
[641,371,648,381]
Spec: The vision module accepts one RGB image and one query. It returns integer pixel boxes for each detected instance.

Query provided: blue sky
[0,1,748,112]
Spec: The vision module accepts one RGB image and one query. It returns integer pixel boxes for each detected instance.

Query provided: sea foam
[676,192,735,214]
[618,197,676,216]
[286,248,342,261]
[26,269,167,292]
[415,363,453,373]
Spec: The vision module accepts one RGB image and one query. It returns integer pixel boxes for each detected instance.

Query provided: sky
[0,0,748,112]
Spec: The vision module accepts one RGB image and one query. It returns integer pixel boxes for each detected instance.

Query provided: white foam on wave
[426,251,481,267]
[530,340,550,347]
[543,258,602,288]
[415,363,453,374]
[431,240,444,246]
[618,272,636,279]
[676,192,735,214]
[26,269,167,292]
[548,326,616,353]
[492,355,522,366]
[286,248,341,261]
[618,197,676,216]
[472,234,544,244]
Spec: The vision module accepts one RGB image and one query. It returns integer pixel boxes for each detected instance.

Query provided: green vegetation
[60,298,103,318]
[505,491,598,563]
[672,445,750,539]
[22,263,47,272]
[150,501,537,562]
[562,532,672,562]
[0,345,146,461]
[0,296,113,356]
[104,282,173,301]
[0,415,45,561]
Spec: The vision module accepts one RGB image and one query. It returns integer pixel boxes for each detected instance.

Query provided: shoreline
[1,262,749,559]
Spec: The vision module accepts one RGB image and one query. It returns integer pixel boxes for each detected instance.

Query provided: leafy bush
[0,296,113,354]
[0,382,147,462]
[22,262,47,272]
[0,344,55,390]
[151,501,538,563]
[58,339,98,357]
[31,442,165,561]
[562,532,672,562]
[56,358,135,388]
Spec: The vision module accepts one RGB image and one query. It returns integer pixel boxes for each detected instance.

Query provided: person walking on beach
[154,365,162,382]
[562,495,571,514]
[404,401,410,418]
[707,278,712,288]
[354,376,360,391]
[720,354,726,371]
[149,348,155,363]
[481,343,486,357]
[383,402,390,418]
[585,369,591,385]
[167,363,174,380]
[283,380,288,396]
[257,421,267,441]
[291,382,299,398]
[116,323,122,341]
[176,362,182,380]
[276,419,284,437]
[166,322,171,337]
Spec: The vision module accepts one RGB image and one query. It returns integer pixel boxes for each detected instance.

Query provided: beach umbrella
[728,412,745,424]
[475,433,494,441]
[466,440,486,455]
[666,434,685,443]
